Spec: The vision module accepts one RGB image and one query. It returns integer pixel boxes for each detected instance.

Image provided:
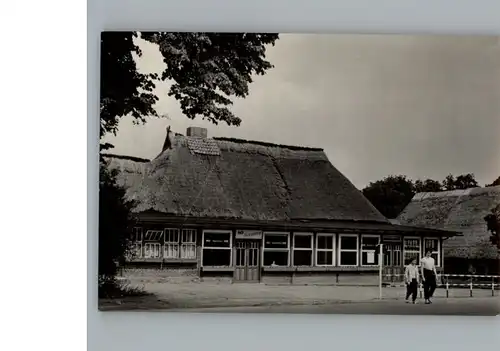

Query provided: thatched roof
[103,134,389,224]
[101,153,150,163]
[397,186,500,259]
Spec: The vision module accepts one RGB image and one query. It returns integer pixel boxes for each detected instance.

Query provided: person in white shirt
[405,258,419,304]
[421,250,438,304]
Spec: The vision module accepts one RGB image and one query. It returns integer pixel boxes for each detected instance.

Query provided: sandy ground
[99,279,499,311]
[182,297,500,316]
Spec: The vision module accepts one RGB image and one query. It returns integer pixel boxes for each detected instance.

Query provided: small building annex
[397,186,500,275]
[103,126,458,285]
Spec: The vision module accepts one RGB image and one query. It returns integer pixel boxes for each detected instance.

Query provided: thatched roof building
[104,133,389,224]
[397,186,500,260]
[101,126,458,284]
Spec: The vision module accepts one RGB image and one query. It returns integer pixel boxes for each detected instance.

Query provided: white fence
[382,273,499,298]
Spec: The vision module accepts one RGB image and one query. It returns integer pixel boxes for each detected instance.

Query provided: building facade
[123,218,454,285]
[104,127,457,285]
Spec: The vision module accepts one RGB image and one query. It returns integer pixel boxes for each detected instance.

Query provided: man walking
[421,250,438,304]
[405,258,419,304]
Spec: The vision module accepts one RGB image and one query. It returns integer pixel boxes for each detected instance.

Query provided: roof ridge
[414,185,500,198]
[212,136,324,151]
[101,153,151,163]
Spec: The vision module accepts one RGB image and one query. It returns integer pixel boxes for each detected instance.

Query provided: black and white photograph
[98,32,500,315]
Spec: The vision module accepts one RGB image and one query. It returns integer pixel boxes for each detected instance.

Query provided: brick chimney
[186,126,208,138]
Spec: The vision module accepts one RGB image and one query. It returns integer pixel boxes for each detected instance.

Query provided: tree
[442,174,455,191]
[486,176,500,187]
[362,176,442,219]
[484,204,500,252]
[442,173,479,190]
[100,32,279,145]
[362,175,415,219]
[100,32,158,141]
[414,179,442,193]
[98,32,279,294]
[98,161,137,297]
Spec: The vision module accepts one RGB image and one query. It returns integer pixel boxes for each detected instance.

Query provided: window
[162,228,197,259]
[143,230,163,258]
[361,235,380,266]
[292,233,313,266]
[403,237,421,265]
[164,228,180,258]
[263,232,290,266]
[424,238,440,267]
[181,229,197,259]
[129,227,143,259]
[202,230,232,267]
[144,230,164,241]
[338,234,359,266]
[131,227,143,242]
[316,234,335,266]
[144,243,161,258]
[384,244,402,267]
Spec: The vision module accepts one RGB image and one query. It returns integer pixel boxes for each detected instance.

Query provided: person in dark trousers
[421,250,438,304]
[405,258,419,304]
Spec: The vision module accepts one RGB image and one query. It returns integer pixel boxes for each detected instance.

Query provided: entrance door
[234,240,260,282]
[382,243,403,283]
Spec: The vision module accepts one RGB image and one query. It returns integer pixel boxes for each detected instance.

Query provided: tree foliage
[486,176,500,187]
[100,32,279,143]
[362,175,415,219]
[362,173,482,219]
[484,204,500,252]
[100,32,158,140]
[413,179,442,193]
[98,162,137,293]
[98,32,279,293]
[442,173,479,190]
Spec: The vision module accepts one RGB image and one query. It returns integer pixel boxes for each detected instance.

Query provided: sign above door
[382,234,402,243]
[236,230,263,240]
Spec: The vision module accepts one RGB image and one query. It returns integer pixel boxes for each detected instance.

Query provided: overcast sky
[102,34,500,189]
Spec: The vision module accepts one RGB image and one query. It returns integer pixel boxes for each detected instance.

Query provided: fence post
[469,279,473,297]
[446,280,449,298]
[492,277,495,297]
[378,244,383,300]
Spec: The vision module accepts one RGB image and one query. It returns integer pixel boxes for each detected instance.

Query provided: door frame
[233,239,261,283]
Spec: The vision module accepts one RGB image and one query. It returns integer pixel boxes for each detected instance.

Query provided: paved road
[180,298,500,316]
